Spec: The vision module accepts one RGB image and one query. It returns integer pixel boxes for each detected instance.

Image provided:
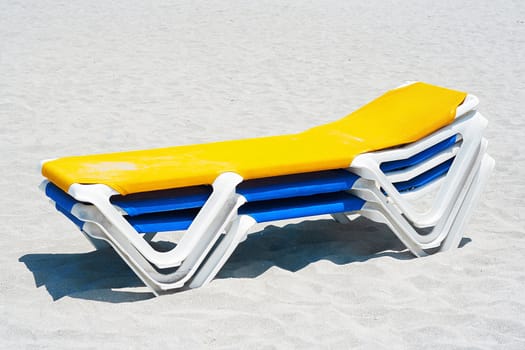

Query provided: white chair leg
[80,230,111,250]
[68,172,246,269]
[439,154,495,251]
[189,215,256,289]
[331,213,352,224]
[74,201,245,294]
[350,136,488,248]
[349,111,488,227]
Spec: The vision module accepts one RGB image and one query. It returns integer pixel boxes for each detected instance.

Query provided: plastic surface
[352,138,491,255]
[42,82,466,194]
[38,84,493,296]
[239,192,364,223]
[350,110,488,227]
[393,158,454,192]
[237,170,358,202]
[44,172,363,231]
[111,186,211,216]
[45,182,78,212]
[128,209,198,233]
[110,170,358,217]
[111,192,365,233]
[380,135,457,172]
[68,172,246,269]
[55,204,85,229]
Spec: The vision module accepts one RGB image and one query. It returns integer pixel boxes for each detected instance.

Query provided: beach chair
[40,82,494,295]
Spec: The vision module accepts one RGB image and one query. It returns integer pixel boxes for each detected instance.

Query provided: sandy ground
[1,0,524,348]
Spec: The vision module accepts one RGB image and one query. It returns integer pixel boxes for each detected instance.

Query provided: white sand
[1,0,524,348]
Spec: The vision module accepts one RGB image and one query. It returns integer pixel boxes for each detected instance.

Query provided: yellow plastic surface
[42,82,467,195]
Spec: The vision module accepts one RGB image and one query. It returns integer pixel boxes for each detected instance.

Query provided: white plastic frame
[189,144,493,289]
[350,139,490,254]
[62,172,246,269]
[350,110,487,227]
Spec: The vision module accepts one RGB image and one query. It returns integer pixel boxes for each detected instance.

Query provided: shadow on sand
[19,217,471,303]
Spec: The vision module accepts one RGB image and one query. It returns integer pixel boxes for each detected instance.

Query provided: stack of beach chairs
[39,82,493,295]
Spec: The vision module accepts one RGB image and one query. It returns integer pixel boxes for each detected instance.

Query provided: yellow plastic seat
[42,82,466,195]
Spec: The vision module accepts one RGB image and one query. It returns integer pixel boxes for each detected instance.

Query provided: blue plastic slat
[109,170,358,217]
[111,186,211,216]
[393,158,454,192]
[239,192,365,223]
[122,192,365,233]
[127,209,199,233]
[380,135,457,172]
[237,170,358,201]
[45,181,364,233]
[55,204,84,229]
[45,182,79,212]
